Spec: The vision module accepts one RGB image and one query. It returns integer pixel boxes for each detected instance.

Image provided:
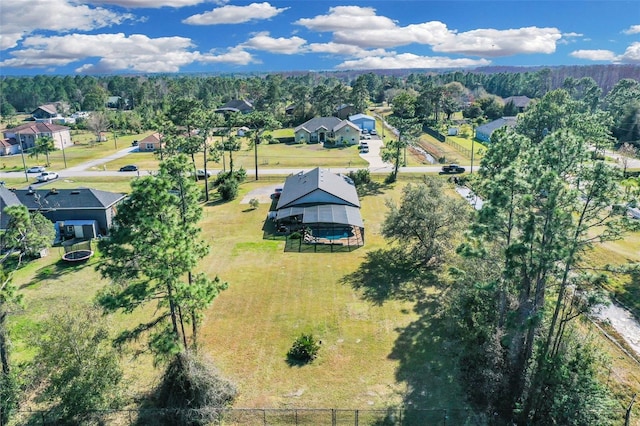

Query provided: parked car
[273,187,283,199]
[27,166,46,173]
[131,140,138,146]
[361,134,371,140]
[119,164,138,172]
[196,169,213,179]
[439,164,466,174]
[370,129,377,135]
[36,171,58,182]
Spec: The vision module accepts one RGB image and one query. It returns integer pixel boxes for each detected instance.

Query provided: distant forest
[2,64,639,146]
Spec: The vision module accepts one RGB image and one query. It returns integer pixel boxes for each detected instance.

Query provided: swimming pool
[312,229,353,240]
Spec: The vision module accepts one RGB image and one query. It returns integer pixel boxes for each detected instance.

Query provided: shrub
[218,179,239,201]
[287,334,320,363]
[289,231,302,240]
[249,198,260,209]
[347,169,371,186]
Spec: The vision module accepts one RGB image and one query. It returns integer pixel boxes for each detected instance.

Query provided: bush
[287,334,320,363]
[218,179,239,201]
[289,231,302,239]
[347,169,371,186]
[249,198,260,209]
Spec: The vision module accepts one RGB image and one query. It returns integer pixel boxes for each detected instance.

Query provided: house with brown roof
[137,132,165,152]
[31,102,69,122]
[0,138,21,156]
[3,122,72,151]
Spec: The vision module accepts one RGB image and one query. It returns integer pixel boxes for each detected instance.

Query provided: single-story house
[348,113,376,132]
[138,132,164,152]
[0,138,21,156]
[503,96,532,113]
[475,117,518,143]
[3,122,73,151]
[31,102,69,122]
[275,168,364,247]
[0,186,23,230]
[11,187,126,239]
[294,117,360,145]
[215,99,254,114]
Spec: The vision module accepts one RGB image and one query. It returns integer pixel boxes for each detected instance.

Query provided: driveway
[358,136,392,171]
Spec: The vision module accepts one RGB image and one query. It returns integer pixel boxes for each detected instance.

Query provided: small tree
[3,206,55,265]
[30,306,124,422]
[30,135,55,166]
[287,334,320,364]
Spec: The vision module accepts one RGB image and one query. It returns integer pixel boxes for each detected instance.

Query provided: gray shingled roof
[215,99,253,113]
[476,117,518,135]
[0,186,23,229]
[294,117,343,133]
[13,188,126,211]
[276,168,360,210]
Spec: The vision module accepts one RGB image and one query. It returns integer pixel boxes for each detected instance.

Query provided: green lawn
[8,177,467,413]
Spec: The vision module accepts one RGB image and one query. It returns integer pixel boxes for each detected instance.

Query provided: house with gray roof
[503,96,532,113]
[0,186,23,230]
[12,187,126,239]
[215,99,254,114]
[275,168,364,248]
[475,117,518,143]
[294,117,359,145]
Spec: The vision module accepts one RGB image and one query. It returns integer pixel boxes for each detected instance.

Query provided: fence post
[263,408,267,426]
[443,408,447,426]
[355,409,358,426]
[332,408,336,426]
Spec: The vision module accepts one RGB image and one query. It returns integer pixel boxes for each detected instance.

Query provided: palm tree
[31,136,55,166]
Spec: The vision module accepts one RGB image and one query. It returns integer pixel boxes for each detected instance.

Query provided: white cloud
[0,0,134,50]
[295,6,397,32]
[623,25,640,35]
[89,0,208,8]
[295,6,561,57]
[0,32,255,72]
[335,53,490,70]
[433,27,562,57]
[619,42,640,63]
[570,49,617,61]
[242,32,307,54]
[183,2,288,25]
[308,42,387,58]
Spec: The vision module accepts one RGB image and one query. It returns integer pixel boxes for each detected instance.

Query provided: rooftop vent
[71,190,80,195]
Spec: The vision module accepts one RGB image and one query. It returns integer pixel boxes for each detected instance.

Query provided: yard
[6,175,640,424]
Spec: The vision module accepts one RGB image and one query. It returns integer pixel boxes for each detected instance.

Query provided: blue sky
[0,0,638,75]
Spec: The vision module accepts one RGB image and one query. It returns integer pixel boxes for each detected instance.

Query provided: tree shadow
[357,181,388,198]
[20,257,93,289]
[340,246,424,305]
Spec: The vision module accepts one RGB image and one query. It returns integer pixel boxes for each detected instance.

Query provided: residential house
[215,99,254,114]
[348,113,376,132]
[275,168,364,247]
[3,122,73,151]
[137,132,164,152]
[294,117,359,145]
[12,187,126,239]
[475,117,518,143]
[0,186,23,230]
[503,96,532,113]
[31,102,69,122]
[0,138,21,156]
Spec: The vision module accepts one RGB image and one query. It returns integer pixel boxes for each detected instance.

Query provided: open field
[6,174,640,423]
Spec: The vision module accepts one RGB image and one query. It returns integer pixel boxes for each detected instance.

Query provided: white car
[196,169,213,179]
[36,171,59,182]
[27,166,46,173]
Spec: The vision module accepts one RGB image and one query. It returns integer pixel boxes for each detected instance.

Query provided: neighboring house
[3,122,73,150]
[12,187,126,239]
[503,96,532,113]
[0,138,21,156]
[348,113,376,132]
[475,117,518,143]
[294,117,359,145]
[138,132,164,152]
[0,186,23,230]
[31,102,69,122]
[275,167,364,247]
[335,104,356,120]
[215,99,254,114]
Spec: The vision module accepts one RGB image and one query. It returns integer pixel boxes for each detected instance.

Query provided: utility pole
[17,132,28,182]
[470,126,476,174]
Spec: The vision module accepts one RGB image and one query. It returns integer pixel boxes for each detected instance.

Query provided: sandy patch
[240,183,283,204]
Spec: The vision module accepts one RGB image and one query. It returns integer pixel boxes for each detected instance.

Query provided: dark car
[119,165,138,172]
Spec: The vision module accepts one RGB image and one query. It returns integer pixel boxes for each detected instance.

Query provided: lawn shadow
[340,246,423,305]
[389,293,476,425]
[21,256,94,289]
[357,181,388,198]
